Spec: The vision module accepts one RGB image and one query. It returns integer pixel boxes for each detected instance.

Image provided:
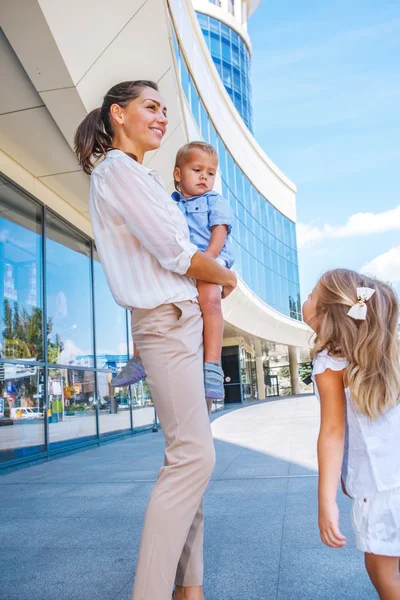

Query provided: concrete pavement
[0,395,377,600]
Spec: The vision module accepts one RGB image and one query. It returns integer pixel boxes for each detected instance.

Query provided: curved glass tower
[197,13,253,130]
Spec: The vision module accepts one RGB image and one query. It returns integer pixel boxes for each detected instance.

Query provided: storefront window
[0,177,180,466]
[46,215,94,366]
[93,250,128,368]
[131,380,155,430]
[0,363,45,462]
[97,371,132,437]
[48,368,96,447]
[0,179,43,361]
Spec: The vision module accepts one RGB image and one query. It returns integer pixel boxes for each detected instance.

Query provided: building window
[197,14,253,131]
[46,213,94,366]
[0,364,46,461]
[0,180,43,362]
[228,0,235,16]
[93,249,128,367]
[0,175,166,466]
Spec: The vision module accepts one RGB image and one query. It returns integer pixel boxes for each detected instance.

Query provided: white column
[254,339,266,401]
[221,0,229,12]
[288,345,300,395]
[233,0,242,22]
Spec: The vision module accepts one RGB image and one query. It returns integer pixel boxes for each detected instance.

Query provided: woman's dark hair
[74,80,158,175]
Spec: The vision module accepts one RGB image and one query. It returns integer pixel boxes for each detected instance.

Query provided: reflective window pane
[197,13,208,28]
[226,154,236,195]
[93,251,128,369]
[48,368,96,447]
[196,14,253,131]
[180,58,190,99]
[200,101,210,141]
[97,372,132,437]
[46,214,93,366]
[189,78,200,124]
[131,380,156,430]
[0,178,43,361]
[0,363,45,462]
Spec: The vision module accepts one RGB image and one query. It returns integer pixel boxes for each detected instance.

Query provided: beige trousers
[131,300,215,600]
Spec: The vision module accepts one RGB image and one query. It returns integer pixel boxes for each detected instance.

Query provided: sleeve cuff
[173,233,198,275]
[209,219,232,235]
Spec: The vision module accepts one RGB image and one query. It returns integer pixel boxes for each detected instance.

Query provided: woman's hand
[222,272,237,299]
[318,500,346,548]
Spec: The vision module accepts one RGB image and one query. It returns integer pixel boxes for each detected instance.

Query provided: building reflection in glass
[0,363,45,462]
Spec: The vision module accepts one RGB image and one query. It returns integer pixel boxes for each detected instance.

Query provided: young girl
[303,268,400,599]
[114,141,234,400]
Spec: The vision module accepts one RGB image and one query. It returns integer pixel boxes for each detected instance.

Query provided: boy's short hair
[174,141,218,170]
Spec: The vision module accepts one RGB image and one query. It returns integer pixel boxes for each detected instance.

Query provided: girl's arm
[205,225,228,259]
[316,368,347,548]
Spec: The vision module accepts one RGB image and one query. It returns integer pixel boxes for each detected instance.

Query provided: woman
[74,80,236,600]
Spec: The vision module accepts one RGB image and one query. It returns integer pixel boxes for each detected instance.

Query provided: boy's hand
[222,272,237,299]
[318,500,346,548]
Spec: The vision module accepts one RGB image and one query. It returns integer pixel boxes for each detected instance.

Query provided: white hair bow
[347,287,375,320]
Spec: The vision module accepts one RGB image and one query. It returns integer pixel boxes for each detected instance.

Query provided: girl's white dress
[312,350,400,556]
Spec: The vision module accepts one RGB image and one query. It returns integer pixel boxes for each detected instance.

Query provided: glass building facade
[172,28,301,321]
[0,176,176,465]
[197,13,253,131]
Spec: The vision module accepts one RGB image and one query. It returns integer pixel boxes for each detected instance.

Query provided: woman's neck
[111,136,144,164]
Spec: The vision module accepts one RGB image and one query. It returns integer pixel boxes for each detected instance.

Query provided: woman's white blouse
[312,350,400,498]
[89,149,198,310]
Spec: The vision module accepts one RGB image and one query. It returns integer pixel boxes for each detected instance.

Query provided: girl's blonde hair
[312,268,400,419]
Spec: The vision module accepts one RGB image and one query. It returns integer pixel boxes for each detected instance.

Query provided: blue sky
[249,0,400,300]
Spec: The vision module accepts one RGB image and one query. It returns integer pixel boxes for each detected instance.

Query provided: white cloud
[360,247,400,283]
[59,339,84,364]
[297,205,400,248]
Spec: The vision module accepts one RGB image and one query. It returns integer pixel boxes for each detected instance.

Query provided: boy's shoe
[204,362,225,399]
[111,357,146,387]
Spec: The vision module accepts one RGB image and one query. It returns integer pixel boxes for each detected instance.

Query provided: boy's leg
[197,280,223,364]
[364,553,400,599]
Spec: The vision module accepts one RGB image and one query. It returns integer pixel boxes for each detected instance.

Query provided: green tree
[2,301,63,362]
[278,365,291,380]
[12,302,25,341]
[299,363,312,381]
[3,299,13,340]
[25,306,43,359]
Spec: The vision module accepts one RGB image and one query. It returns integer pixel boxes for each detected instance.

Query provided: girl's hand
[318,500,346,548]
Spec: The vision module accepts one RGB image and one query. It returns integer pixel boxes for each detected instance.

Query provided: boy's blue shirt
[171,190,234,268]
